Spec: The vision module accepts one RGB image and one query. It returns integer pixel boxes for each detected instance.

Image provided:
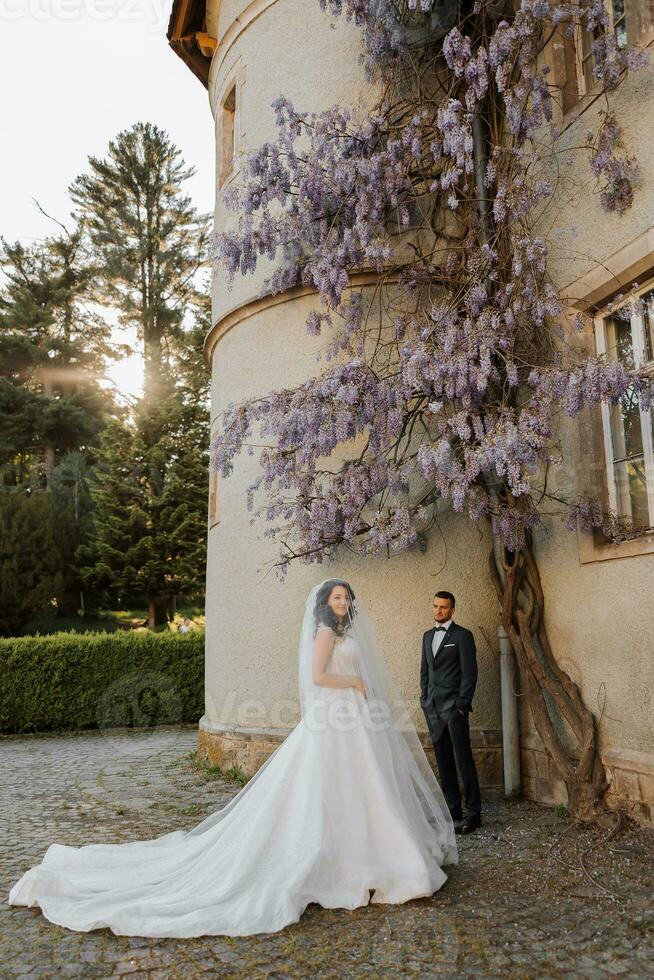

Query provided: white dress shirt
[431,619,453,659]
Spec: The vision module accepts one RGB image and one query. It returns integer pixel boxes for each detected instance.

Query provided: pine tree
[0,228,115,489]
[78,289,210,625]
[69,124,211,623]
[68,122,211,405]
[78,391,208,624]
[49,451,95,616]
[0,492,63,636]
[75,419,145,612]
[134,385,208,625]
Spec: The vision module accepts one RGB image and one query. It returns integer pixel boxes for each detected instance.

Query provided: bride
[8,579,458,938]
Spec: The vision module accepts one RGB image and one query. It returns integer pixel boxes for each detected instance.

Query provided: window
[577,14,602,96]
[576,1,654,98]
[612,0,628,49]
[219,84,237,187]
[594,283,654,529]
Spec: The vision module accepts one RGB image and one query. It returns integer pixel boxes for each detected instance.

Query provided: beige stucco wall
[528,394,654,762]
[205,291,501,736]
[202,1,653,810]
[208,0,376,322]
[503,53,654,821]
[203,0,501,743]
[545,60,654,293]
[533,519,654,756]
[528,59,654,764]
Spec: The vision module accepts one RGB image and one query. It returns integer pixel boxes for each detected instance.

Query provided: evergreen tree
[49,451,95,616]
[78,385,208,625]
[0,492,63,636]
[69,124,211,623]
[0,228,115,489]
[139,288,210,622]
[68,122,211,405]
[75,419,146,613]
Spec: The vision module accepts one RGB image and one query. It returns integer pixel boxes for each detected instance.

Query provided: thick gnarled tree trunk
[489,530,608,821]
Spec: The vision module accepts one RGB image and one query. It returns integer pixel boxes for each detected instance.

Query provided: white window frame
[594,279,654,528]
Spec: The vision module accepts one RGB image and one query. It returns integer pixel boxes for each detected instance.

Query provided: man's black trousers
[423,705,481,822]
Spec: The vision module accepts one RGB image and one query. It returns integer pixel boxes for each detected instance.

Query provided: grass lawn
[19,606,205,637]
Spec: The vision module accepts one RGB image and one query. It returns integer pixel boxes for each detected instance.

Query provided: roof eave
[167,0,215,89]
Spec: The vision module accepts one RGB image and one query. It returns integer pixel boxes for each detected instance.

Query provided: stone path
[0,727,652,978]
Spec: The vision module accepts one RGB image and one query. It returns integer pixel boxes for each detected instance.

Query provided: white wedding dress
[8,583,458,938]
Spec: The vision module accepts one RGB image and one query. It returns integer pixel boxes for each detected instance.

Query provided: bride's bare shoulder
[314,624,341,647]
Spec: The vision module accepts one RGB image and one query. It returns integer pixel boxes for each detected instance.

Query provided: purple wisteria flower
[209,0,652,566]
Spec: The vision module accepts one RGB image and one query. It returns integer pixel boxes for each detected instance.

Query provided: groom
[420,591,482,834]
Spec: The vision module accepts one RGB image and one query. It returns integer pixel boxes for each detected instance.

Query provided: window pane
[608,389,644,460]
[613,0,627,47]
[613,456,650,526]
[562,30,581,113]
[601,304,654,531]
[580,26,597,92]
[604,312,634,368]
[641,288,654,363]
[605,310,645,481]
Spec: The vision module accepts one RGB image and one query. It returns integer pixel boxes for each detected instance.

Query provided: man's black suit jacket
[420,622,478,716]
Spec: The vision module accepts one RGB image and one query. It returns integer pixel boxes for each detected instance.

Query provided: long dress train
[8,633,457,938]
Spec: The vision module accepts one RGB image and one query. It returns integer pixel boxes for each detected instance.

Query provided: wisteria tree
[209,0,651,820]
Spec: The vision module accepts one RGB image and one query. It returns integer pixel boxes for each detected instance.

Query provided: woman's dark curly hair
[313,580,356,637]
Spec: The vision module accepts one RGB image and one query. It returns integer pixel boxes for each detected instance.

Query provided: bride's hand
[353,678,368,699]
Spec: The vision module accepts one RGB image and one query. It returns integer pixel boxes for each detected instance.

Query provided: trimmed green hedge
[0,630,204,734]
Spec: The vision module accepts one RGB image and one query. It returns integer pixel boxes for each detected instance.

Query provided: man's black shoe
[456,817,482,835]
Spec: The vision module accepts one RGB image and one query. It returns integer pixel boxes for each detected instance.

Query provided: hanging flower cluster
[587,112,639,214]
[210,0,651,566]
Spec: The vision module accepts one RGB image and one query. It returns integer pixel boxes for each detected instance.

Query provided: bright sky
[0,1,215,401]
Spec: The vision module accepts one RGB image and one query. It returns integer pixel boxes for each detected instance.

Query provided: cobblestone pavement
[1,727,653,979]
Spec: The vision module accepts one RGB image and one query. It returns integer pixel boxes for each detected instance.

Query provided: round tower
[172,0,502,780]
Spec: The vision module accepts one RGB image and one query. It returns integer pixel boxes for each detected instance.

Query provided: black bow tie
[434,626,448,632]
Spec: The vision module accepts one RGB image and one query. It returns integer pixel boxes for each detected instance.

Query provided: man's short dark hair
[434,590,456,607]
